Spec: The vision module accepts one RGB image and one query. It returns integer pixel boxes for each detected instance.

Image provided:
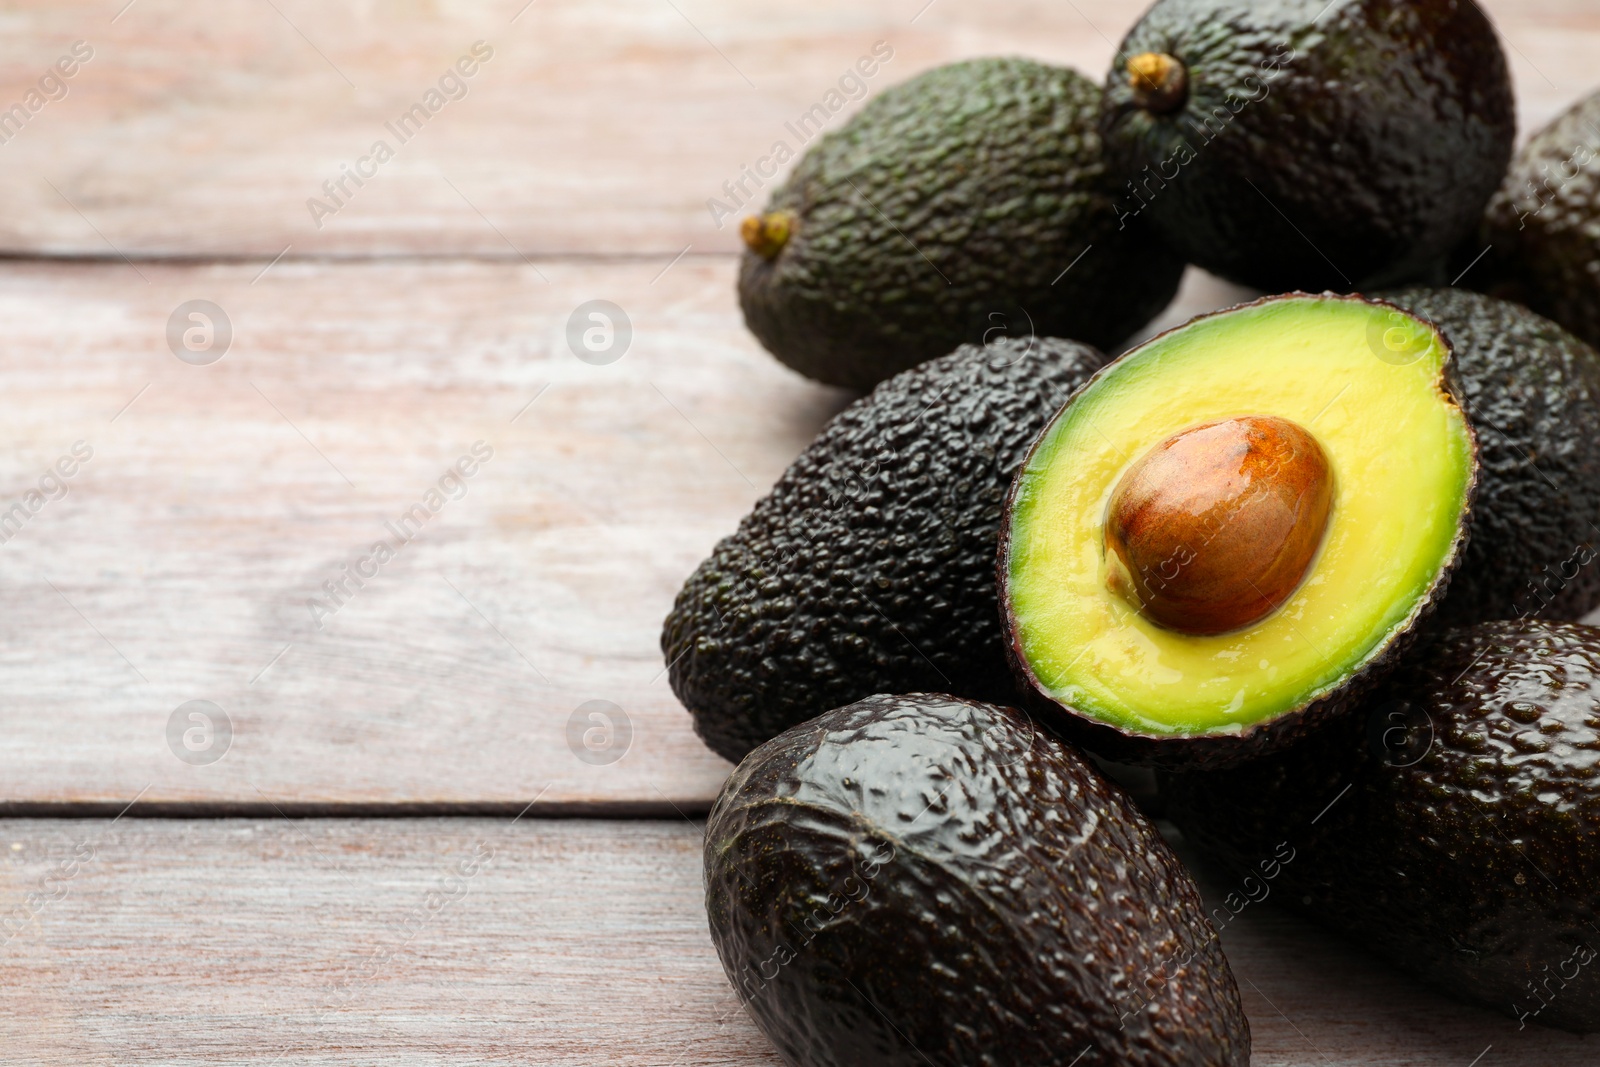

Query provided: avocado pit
[1104,415,1333,636]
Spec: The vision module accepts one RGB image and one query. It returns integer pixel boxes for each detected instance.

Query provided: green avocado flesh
[706,694,1250,1066]
[738,57,1183,389]
[1003,295,1475,744]
[1163,620,1600,1033]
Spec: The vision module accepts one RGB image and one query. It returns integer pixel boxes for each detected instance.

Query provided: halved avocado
[999,294,1478,767]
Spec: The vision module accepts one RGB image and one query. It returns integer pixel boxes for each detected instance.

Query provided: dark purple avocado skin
[705,693,1250,1067]
[1101,0,1514,292]
[1163,621,1600,1033]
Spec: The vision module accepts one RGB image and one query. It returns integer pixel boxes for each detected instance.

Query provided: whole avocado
[1101,0,1515,292]
[737,57,1183,389]
[1476,90,1600,349]
[1162,621,1600,1033]
[1379,287,1600,627]
[662,337,1104,764]
[706,693,1250,1066]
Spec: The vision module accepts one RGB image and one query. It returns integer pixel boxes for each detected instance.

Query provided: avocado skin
[1161,621,1600,1033]
[1476,90,1600,350]
[739,58,1183,390]
[663,338,1104,764]
[1380,287,1600,627]
[1102,0,1514,292]
[706,693,1250,1066]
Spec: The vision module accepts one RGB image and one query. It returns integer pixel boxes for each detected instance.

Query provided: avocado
[1162,620,1600,1033]
[705,692,1250,1065]
[999,294,1478,767]
[1475,89,1600,350]
[737,57,1184,389]
[663,337,1104,764]
[1378,287,1600,628]
[1101,0,1516,292]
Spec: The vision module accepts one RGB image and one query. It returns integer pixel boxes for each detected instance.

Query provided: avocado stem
[741,211,796,261]
[1127,52,1188,115]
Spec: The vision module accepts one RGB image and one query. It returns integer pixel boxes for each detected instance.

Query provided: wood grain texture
[0,818,1591,1065]
[0,0,1588,258]
[0,256,1259,810]
[0,256,840,811]
[0,4,1594,1060]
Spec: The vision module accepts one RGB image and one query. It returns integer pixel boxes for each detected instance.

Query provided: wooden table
[1,0,1597,1062]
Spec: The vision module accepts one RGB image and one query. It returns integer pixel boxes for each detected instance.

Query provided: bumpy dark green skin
[1162,621,1600,1033]
[1102,0,1514,292]
[1381,288,1600,628]
[739,58,1183,389]
[706,693,1250,1066]
[663,338,1104,764]
[1476,91,1600,350]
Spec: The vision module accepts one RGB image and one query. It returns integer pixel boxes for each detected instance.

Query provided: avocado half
[1101,0,1515,292]
[999,294,1478,767]
[705,693,1250,1066]
[1163,620,1600,1033]
[738,57,1184,389]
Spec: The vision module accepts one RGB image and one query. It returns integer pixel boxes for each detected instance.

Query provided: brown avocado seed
[1104,415,1334,636]
[740,211,796,261]
[1127,52,1188,114]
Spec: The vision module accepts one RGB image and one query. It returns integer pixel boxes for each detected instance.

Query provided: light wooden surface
[0,0,1585,258]
[0,819,1589,1065]
[2,2,1598,1062]
[0,0,1591,809]
[0,256,1256,812]
[0,257,838,812]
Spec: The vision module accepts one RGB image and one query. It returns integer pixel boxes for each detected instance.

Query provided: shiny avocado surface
[1102,0,1514,291]
[1476,89,1600,351]
[707,693,1251,1065]
[1163,620,1600,1033]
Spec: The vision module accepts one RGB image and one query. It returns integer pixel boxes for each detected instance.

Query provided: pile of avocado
[667,0,1600,1060]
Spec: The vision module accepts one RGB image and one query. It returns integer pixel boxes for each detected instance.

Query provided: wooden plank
[0,257,1260,810]
[0,818,1591,1064]
[0,818,777,1065]
[0,257,821,811]
[0,0,1588,257]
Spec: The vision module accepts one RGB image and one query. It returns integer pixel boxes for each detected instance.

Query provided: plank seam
[0,250,739,267]
[0,799,714,820]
